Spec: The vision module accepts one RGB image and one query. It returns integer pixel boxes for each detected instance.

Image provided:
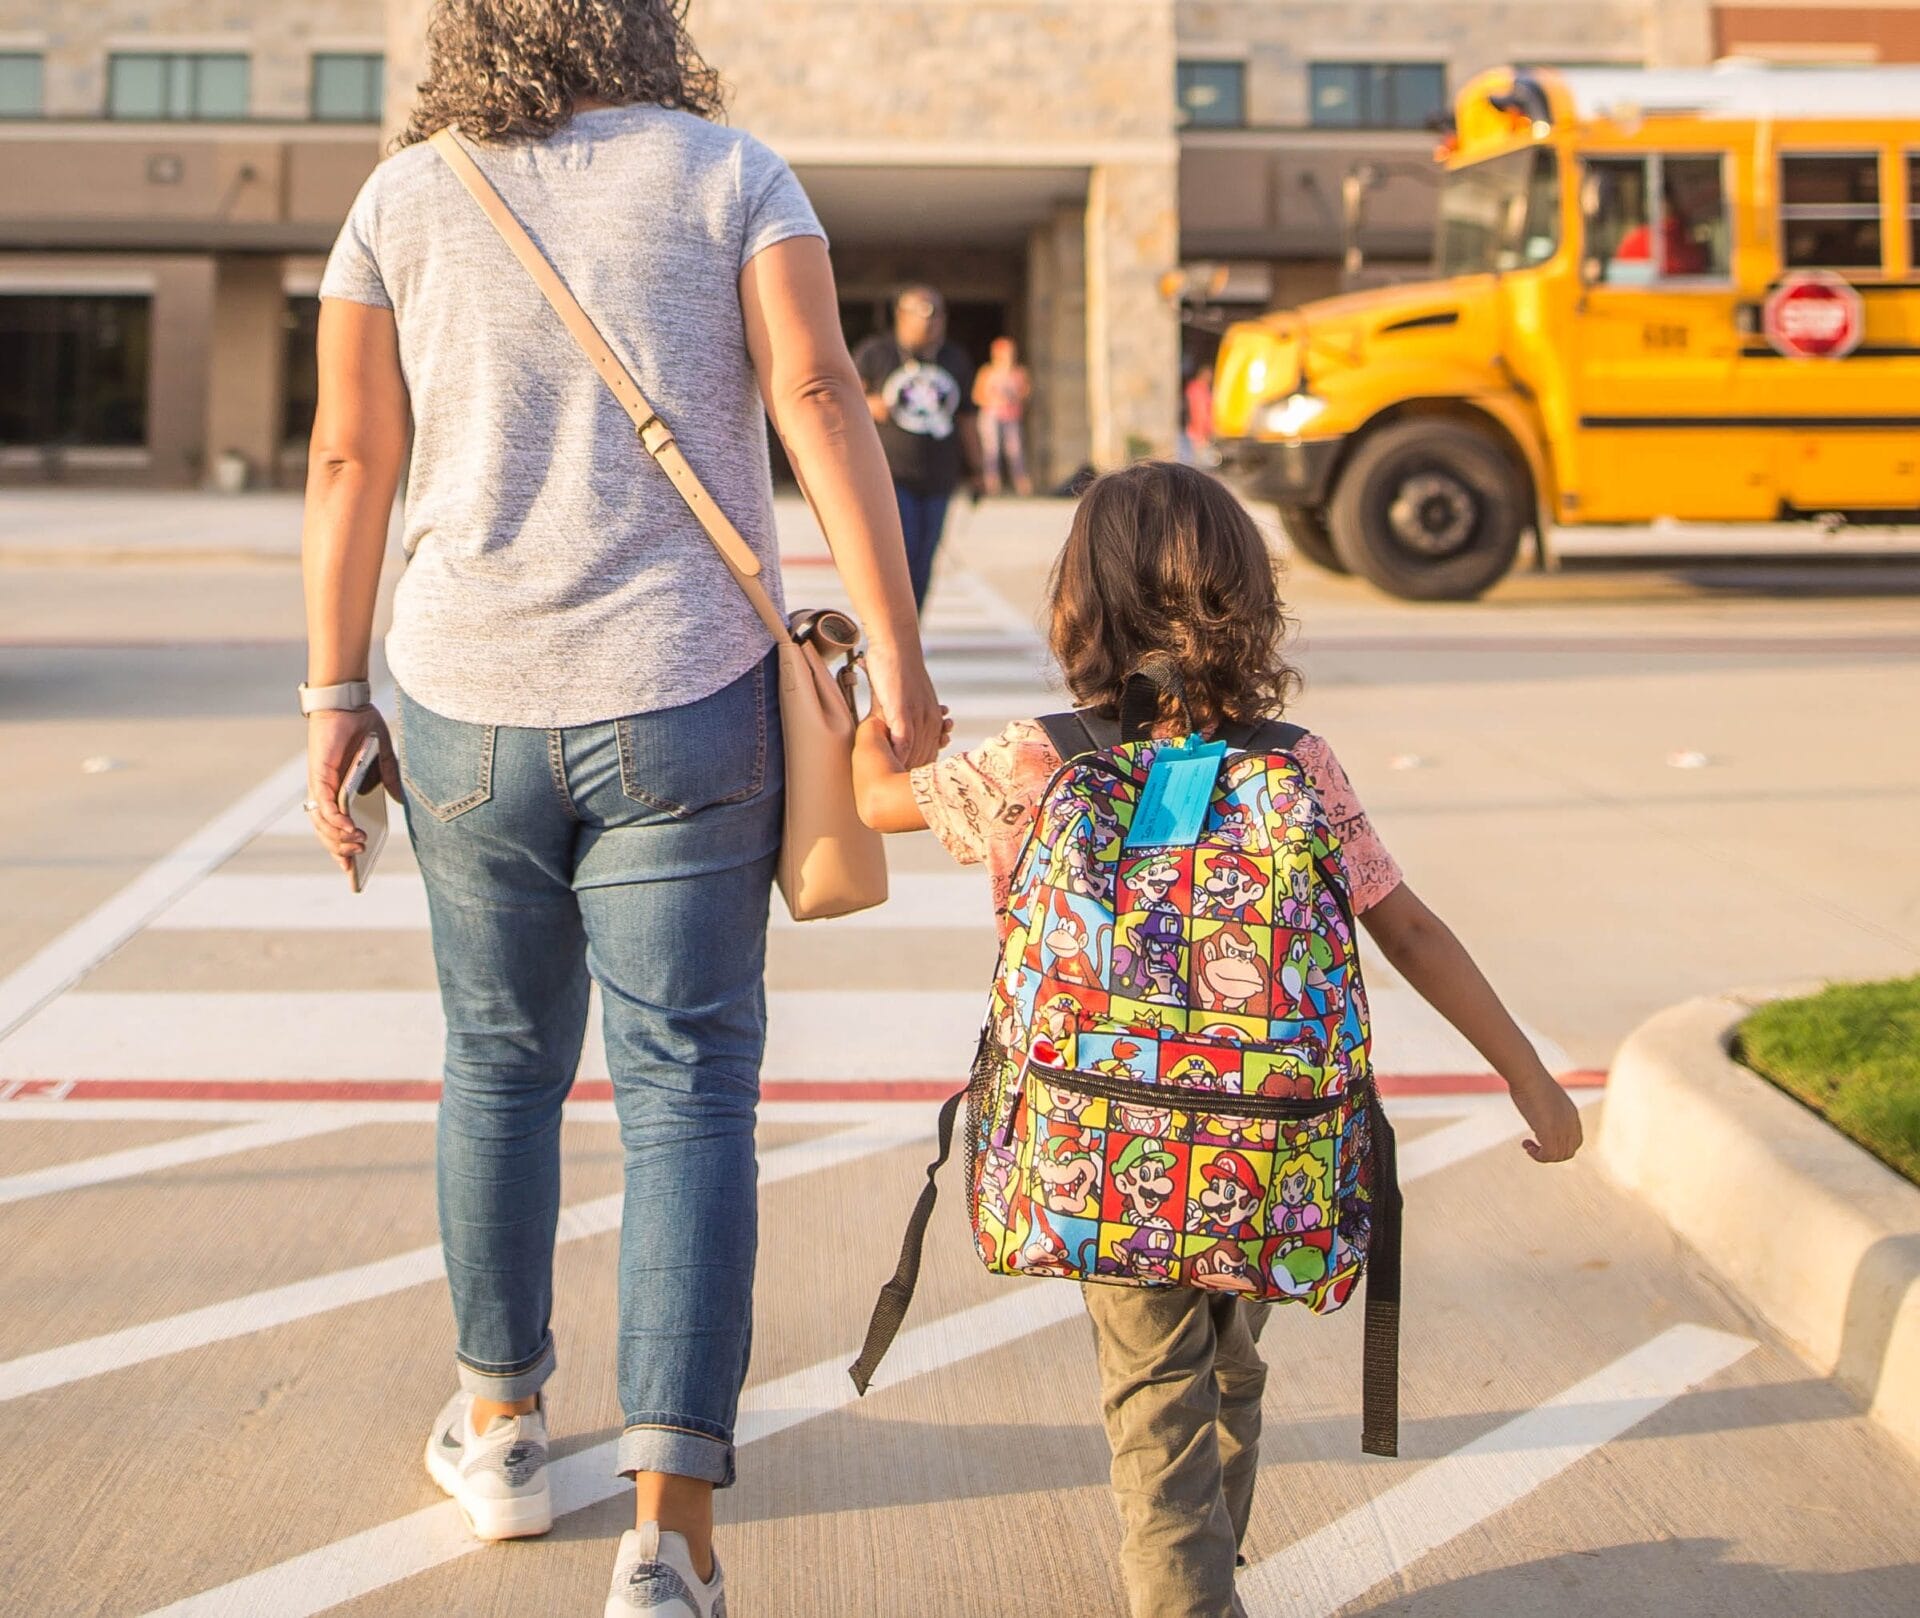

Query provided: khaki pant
[1082,1284,1270,1618]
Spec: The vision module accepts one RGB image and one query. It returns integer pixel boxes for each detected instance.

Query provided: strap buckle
[636,414,675,456]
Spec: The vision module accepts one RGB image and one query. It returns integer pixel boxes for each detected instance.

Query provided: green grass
[1735,976,1920,1185]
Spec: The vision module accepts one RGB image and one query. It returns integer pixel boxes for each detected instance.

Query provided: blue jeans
[896,484,952,610]
[394,655,782,1487]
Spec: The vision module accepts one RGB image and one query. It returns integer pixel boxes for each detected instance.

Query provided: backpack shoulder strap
[1038,711,1105,761]
[1222,716,1309,753]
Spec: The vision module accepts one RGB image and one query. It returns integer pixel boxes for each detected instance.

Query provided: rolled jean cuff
[616,1417,735,1488]
[455,1337,556,1403]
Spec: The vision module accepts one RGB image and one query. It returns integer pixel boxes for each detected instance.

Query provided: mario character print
[1269,1145,1333,1234]
[1264,1233,1332,1300]
[1112,909,1186,1006]
[1105,1135,1183,1228]
[1037,889,1112,989]
[1158,1040,1240,1093]
[1036,1127,1104,1218]
[1099,1222,1179,1283]
[1189,1147,1270,1239]
[1009,1204,1094,1278]
[1195,849,1272,923]
[1187,1236,1263,1294]
[1119,850,1189,916]
[1189,920,1272,1020]
[1273,930,1338,1020]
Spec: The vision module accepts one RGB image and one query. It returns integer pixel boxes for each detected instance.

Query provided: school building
[1,0,1903,489]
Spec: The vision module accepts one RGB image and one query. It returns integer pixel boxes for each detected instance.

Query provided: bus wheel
[1275,506,1348,574]
[1327,419,1525,600]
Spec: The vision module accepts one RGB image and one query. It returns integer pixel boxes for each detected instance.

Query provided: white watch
[298,679,372,714]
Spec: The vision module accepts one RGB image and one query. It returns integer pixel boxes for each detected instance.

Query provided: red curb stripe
[0,1071,1607,1104]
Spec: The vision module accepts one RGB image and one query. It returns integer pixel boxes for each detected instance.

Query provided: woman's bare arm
[740,237,943,766]
[301,298,409,870]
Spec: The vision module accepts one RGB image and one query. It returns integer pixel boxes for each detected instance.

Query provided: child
[851,460,1583,1618]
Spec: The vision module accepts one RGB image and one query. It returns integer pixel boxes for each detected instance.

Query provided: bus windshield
[1436,147,1561,276]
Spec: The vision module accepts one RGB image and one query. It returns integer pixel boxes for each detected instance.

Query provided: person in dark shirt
[854,285,983,610]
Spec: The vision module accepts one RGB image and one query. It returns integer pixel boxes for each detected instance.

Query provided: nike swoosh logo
[438,1428,463,1452]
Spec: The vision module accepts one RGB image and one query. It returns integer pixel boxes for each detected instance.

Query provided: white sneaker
[423,1389,553,1541]
[605,1523,726,1617]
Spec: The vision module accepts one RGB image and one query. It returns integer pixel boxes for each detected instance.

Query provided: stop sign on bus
[1763,272,1865,359]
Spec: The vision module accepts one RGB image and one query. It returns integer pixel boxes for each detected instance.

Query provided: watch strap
[299,680,372,714]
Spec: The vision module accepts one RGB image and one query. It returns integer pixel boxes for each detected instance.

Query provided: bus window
[1583,154,1730,285]
[1435,147,1561,276]
[1781,153,1883,271]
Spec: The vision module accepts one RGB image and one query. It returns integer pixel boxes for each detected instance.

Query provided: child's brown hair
[1046,460,1300,731]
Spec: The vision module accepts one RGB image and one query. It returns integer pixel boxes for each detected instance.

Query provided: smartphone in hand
[336,734,390,894]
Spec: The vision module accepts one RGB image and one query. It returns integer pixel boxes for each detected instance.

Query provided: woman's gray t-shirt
[319,106,825,728]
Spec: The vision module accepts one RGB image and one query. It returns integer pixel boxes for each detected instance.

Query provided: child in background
[852,460,1582,1618]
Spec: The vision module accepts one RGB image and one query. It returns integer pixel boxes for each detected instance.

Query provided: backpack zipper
[999,1056,1360,1141]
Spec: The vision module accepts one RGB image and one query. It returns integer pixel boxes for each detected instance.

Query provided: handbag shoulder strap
[428,126,789,643]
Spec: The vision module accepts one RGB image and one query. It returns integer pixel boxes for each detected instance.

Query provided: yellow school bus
[1212,63,1920,598]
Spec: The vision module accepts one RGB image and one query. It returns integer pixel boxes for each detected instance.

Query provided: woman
[300,3,942,1612]
[971,335,1033,496]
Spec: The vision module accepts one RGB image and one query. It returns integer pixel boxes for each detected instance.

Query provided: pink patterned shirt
[910,719,1403,928]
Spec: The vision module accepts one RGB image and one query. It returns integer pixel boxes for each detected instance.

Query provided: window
[1910,154,1920,263]
[283,296,320,447]
[311,53,383,122]
[107,53,250,120]
[0,52,43,116]
[1781,153,1882,270]
[1177,61,1245,129]
[0,296,151,447]
[1310,62,1447,130]
[1582,154,1731,283]
[1436,148,1562,277]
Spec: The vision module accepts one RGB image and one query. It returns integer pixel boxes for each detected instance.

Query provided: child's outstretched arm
[853,712,934,833]
[1360,886,1583,1163]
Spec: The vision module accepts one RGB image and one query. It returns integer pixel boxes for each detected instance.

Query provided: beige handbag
[430,127,887,921]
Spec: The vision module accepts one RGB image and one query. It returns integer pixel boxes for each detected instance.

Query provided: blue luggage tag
[1125,737,1227,849]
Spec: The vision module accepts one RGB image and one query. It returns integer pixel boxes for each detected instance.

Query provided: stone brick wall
[1174,0,1712,127]
[0,0,384,120]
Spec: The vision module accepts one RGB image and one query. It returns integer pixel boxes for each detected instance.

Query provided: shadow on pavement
[1340,1538,1915,1617]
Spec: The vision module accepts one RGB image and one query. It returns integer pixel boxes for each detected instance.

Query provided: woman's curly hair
[1047,460,1301,733]
[396,0,725,148]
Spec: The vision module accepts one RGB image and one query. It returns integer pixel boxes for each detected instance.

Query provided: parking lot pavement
[2,495,1918,1615]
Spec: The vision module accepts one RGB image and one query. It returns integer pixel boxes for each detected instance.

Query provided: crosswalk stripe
[131,1100,1580,1617]
[1240,1323,1758,1616]
[0,1113,362,1206]
[0,1121,916,1406]
[149,871,992,933]
[0,987,1569,1086]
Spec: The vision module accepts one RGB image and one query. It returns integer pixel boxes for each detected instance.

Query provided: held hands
[1507,1068,1584,1164]
[861,638,947,768]
[306,706,401,878]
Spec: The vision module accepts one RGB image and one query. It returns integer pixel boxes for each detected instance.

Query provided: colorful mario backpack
[851,677,1403,1455]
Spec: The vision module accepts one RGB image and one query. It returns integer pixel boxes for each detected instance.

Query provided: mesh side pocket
[962,1029,1002,1231]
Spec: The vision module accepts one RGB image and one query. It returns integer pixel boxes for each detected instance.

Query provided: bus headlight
[1254,392,1328,439]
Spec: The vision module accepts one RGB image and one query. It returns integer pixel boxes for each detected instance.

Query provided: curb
[1599,992,1920,1459]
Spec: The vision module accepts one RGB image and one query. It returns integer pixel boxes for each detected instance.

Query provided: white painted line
[140,1283,1084,1618]
[1239,1323,1758,1617]
[0,752,308,1042]
[0,1113,362,1206]
[0,1121,918,1405]
[133,1099,1590,1617]
[0,985,1565,1087]
[0,990,989,1082]
[149,870,993,934]
[0,1098,944,1128]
